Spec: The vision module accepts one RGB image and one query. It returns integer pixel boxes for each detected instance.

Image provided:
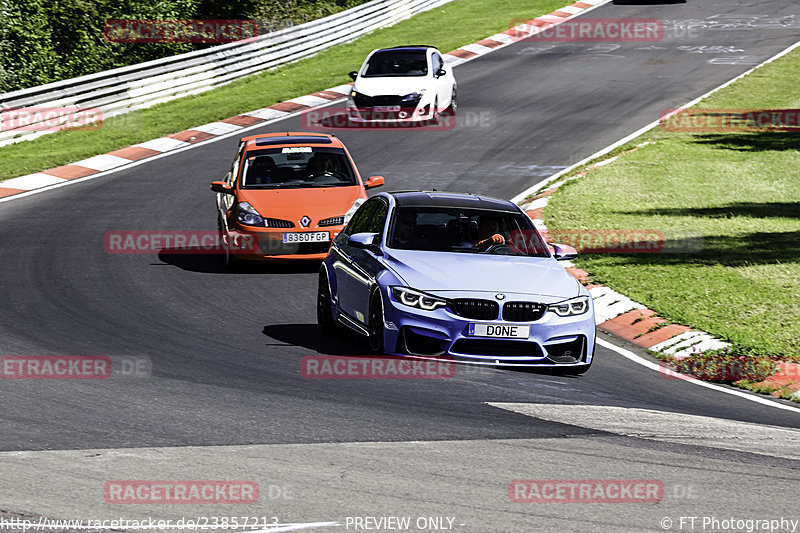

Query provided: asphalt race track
[1,1,800,531]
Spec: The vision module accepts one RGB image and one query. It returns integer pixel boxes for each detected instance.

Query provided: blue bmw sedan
[317,191,596,374]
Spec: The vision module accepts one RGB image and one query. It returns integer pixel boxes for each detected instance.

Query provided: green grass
[0,0,567,182]
[546,48,800,361]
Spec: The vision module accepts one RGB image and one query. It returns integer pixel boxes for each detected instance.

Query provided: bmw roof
[388,191,520,212]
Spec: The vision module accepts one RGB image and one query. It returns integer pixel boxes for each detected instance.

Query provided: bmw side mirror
[210,180,233,194]
[348,71,358,81]
[349,232,382,254]
[436,68,447,78]
[551,243,578,261]
[364,175,384,189]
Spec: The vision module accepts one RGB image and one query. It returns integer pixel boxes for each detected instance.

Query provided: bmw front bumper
[380,288,596,368]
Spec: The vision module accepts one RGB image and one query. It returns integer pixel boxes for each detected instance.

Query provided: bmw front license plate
[282,232,330,243]
[469,323,530,339]
[373,105,400,112]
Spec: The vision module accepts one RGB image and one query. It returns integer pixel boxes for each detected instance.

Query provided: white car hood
[353,77,431,97]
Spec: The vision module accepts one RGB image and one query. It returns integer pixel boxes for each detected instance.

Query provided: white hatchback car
[347,46,457,123]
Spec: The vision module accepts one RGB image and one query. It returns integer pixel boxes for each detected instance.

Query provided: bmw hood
[384,250,582,300]
[352,77,432,98]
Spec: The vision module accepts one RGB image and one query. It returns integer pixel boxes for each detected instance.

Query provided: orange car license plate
[282,231,330,243]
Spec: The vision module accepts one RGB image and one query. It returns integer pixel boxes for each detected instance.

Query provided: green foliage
[0,0,368,93]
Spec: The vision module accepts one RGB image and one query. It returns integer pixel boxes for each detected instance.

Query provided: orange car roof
[239,132,343,149]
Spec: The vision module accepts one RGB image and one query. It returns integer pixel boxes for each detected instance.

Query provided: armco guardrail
[0,0,452,147]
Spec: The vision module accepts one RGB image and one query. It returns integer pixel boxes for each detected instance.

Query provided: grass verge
[545,46,800,362]
[0,0,569,183]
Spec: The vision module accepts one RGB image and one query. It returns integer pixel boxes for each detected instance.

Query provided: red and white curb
[518,143,800,399]
[0,0,610,200]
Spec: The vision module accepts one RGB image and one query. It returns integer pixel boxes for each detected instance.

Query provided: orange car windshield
[240,147,358,189]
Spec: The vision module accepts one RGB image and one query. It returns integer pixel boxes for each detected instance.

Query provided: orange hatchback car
[211,132,383,264]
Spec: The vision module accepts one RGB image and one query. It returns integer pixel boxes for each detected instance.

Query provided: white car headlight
[548,296,590,317]
[391,287,447,311]
[236,202,265,226]
[343,198,366,224]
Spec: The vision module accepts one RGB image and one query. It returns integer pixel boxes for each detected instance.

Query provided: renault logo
[300,216,311,227]
[495,293,506,300]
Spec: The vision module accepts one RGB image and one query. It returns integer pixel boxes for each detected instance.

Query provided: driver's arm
[477,233,505,250]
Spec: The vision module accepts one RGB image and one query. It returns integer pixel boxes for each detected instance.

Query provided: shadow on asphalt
[157,249,322,274]
[262,323,368,355]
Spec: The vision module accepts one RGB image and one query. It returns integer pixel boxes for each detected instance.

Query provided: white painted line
[135,137,190,152]
[1,173,67,190]
[443,54,468,66]
[671,337,730,357]
[649,331,703,353]
[487,33,515,45]
[557,5,583,15]
[510,39,800,204]
[595,296,645,324]
[526,197,550,211]
[538,14,567,23]
[596,338,800,414]
[243,107,290,120]
[288,94,332,108]
[460,43,493,56]
[72,154,132,171]
[192,121,243,135]
[247,522,339,533]
[489,402,800,459]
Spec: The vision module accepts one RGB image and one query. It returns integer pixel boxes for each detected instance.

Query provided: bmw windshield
[240,147,358,189]
[387,207,551,257]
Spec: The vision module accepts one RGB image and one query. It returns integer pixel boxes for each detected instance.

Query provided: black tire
[445,85,457,116]
[218,216,238,271]
[317,270,337,335]
[368,288,385,353]
[431,98,441,124]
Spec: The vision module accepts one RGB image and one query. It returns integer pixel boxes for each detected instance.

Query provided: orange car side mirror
[211,181,233,194]
[364,176,384,189]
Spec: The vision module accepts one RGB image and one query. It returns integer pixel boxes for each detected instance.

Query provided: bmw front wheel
[368,288,385,353]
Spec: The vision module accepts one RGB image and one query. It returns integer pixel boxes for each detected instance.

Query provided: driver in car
[475,216,505,251]
[306,153,335,178]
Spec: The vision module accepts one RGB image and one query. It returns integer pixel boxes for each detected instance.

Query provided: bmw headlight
[343,198,365,225]
[548,296,590,317]
[236,201,265,226]
[391,287,447,311]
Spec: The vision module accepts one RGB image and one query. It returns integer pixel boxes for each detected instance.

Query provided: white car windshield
[363,51,428,77]
[240,147,357,189]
